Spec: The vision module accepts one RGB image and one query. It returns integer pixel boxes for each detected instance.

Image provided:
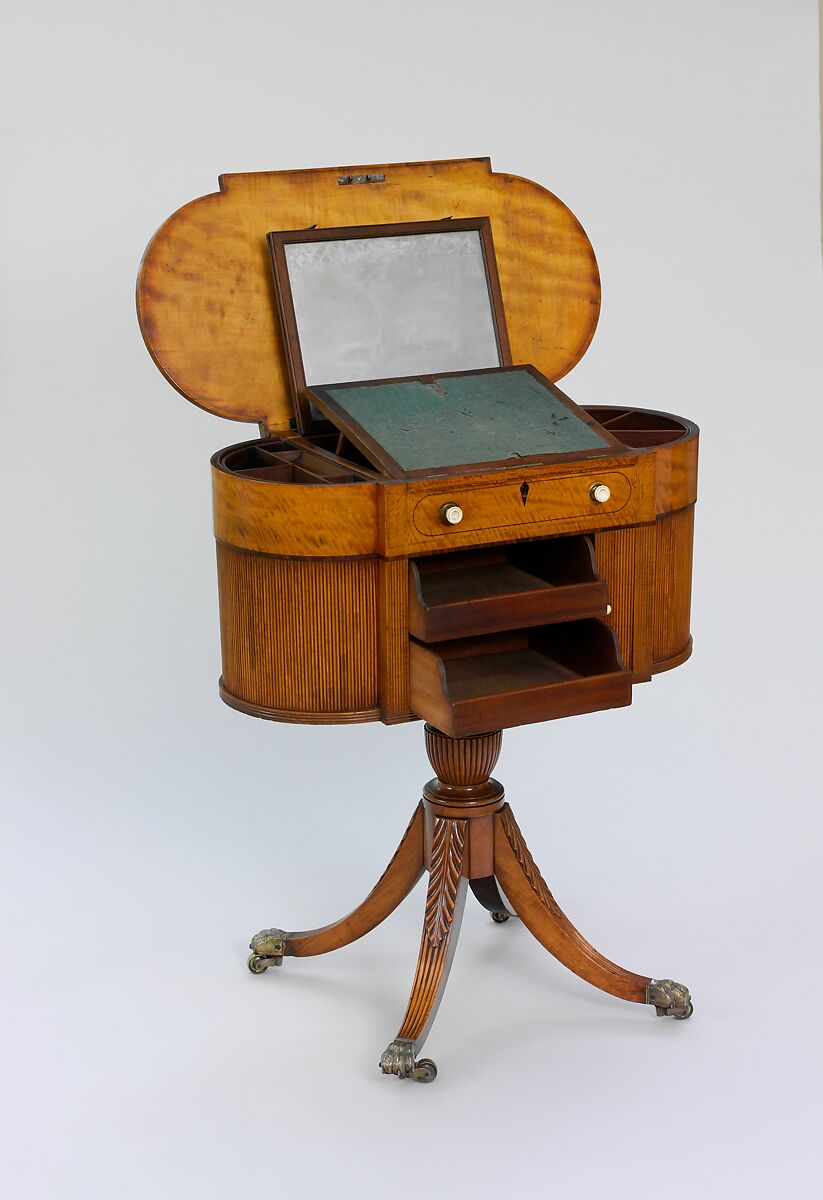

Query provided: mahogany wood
[138,164,699,1080]
[493,805,649,1003]
[408,538,608,642]
[382,731,663,1066]
[377,558,411,723]
[393,817,469,1049]
[216,543,380,722]
[652,504,696,672]
[409,621,631,738]
[212,410,696,725]
[424,724,503,787]
[469,875,514,917]
[595,522,656,681]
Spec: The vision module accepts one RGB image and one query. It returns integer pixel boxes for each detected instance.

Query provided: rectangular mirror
[268,218,511,433]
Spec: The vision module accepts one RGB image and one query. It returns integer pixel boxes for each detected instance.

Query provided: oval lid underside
[137,157,601,431]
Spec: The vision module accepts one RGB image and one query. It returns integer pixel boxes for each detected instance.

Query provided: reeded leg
[470,875,515,923]
[380,816,469,1083]
[494,805,692,1017]
[247,803,425,972]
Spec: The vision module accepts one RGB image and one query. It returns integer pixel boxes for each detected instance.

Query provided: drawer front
[410,467,641,545]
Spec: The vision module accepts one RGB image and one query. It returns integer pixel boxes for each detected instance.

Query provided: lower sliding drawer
[409,621,631,738]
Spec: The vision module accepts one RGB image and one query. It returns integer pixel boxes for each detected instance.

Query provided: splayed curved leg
[247,804,425,972]
[470,875,515,923]
[494,805,692,1016]
[380,816,469,1083]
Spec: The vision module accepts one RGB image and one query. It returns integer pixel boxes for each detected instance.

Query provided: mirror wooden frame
[267,217,512,435]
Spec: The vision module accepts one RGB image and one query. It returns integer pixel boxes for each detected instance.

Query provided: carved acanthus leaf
[499,808,561,916]
[424,818,467,947]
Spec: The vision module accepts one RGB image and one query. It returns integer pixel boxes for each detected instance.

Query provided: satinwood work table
[137,157,697,1083]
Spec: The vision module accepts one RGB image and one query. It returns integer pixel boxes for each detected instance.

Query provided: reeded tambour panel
[596,508,694,679]
[217,545,380,722]
[595,523,655,680]
[652,505,695,672]
[377,559,411,722]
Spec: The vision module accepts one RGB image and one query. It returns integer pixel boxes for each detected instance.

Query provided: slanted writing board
[308,366,622,479]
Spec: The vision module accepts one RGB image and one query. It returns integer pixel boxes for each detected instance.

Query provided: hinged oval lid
[137,158,600,432]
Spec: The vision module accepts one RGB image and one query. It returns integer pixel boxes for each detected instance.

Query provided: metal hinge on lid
[338,173,386,186]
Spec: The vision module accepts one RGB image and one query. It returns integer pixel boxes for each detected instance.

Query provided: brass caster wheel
[647,979,693,1020]
[411,1058,438,1083]
[248,928,288,973]
[491,910,511,923]
[380,1038,438,1083]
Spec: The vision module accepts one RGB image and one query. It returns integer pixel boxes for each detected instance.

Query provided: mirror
[268,218,511,432]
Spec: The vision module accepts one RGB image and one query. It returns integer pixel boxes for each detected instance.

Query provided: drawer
[409,537,608,642]
[409,621,631,738]
[410,467,642,543]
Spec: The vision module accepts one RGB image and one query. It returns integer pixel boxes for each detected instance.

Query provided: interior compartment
[292,432,382,475]
[409,619,631,737]
[221,442,373,484]
[409,536,608,642]
[583,406,689,448]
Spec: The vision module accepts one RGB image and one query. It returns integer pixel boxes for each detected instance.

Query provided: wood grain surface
[409,622,631,737]
[137,158,601,430]
[585,406,699,515]
[652,504,696,672]
[595,522,656,680]
[381,452,656,557]
[216,543,379,721]
[494,806,649,1002]
[212,457,380,557]
[395,816,468,1047]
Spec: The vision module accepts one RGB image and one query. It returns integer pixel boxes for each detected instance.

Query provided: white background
[2,2,821,1197]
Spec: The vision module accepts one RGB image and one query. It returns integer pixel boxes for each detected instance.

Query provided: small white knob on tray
[589,483,611,504]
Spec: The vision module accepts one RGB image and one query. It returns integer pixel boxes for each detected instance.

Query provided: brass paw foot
[647,978,693,1019]
[248,928,289,974]
[379,1038,438,1083]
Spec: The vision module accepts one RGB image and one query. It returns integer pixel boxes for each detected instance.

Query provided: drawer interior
[409,536,608,641]
[410,620,631,737]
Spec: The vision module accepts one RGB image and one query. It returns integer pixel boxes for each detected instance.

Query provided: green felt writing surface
[313,368,609,474]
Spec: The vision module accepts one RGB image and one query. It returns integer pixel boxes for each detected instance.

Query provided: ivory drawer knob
[439,503,464,526]
[590,483,611,504]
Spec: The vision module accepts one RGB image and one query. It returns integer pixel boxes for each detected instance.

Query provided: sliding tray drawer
[409,536,609,642]
[410,620,631,737]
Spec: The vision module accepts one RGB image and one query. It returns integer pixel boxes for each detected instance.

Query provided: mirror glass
[282,226,504,386]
